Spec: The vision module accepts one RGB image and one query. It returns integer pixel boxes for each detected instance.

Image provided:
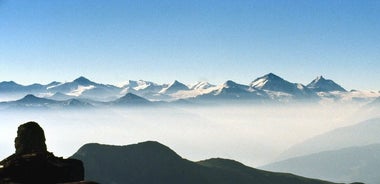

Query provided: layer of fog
[0,104,378,167]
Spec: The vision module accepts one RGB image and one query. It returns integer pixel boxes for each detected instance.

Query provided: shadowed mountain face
[73,76,97,86]
[16,94,57,104]
[307,76,347,92]
[250,73,315,98]
[159,80,189,94]
[111,93,151,106]
[71,141,337,184]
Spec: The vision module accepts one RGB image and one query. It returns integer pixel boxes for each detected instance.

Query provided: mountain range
[1,73,379,109]
[70,141,344,184]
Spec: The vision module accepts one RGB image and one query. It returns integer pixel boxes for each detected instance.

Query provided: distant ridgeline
[261,118,380,184]
[0,73,379,109]
[70,141,363,184]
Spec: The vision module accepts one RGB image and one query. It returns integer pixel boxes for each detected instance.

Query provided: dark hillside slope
[71,141,339,184]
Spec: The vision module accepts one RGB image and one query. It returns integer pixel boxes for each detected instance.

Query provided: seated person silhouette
[0,121,84,183]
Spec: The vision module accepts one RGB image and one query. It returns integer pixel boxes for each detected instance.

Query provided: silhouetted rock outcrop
[0,122,85,183]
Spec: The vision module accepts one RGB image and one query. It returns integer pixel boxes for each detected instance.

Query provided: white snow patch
[189,81,215,90]
[67,85,95,97]
[133,81,155,91]
[251,78,268,88]
[296,83,304,90]
[159,81,179,94]
[171,85,220,99]
[46,83,63,90]
[116,81,133,88]
[38,93,55,98]
[171,90,201,99]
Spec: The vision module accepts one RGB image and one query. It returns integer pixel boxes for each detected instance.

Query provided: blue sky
[0,0,379,90]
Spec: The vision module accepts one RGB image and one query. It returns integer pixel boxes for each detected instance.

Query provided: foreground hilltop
[70,141,348,184]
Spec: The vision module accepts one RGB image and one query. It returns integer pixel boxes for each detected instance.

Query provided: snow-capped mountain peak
[250,73,316,98]
[159,80,189,94]
[250,73,291,90]
[210,80,251,95]
[0,75,375,105]
[307,76,346,92]
[250,73,287,89]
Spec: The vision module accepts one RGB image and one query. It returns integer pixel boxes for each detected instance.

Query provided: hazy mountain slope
[0,81,25,92]
[261,143,380,184]
[198,158,339,184]
[71,141,338,184]
[366,97,380,108]
[278,118,380,160]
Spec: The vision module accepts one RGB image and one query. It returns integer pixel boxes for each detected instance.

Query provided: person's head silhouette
[14,121,47,155]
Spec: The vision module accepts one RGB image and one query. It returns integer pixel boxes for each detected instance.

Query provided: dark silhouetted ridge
[16,94,56,104]
[112,93,151,105]
[71,141,338,184]
[73,76,96,86]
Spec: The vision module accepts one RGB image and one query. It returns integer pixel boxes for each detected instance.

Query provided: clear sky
[0,0,379,90]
